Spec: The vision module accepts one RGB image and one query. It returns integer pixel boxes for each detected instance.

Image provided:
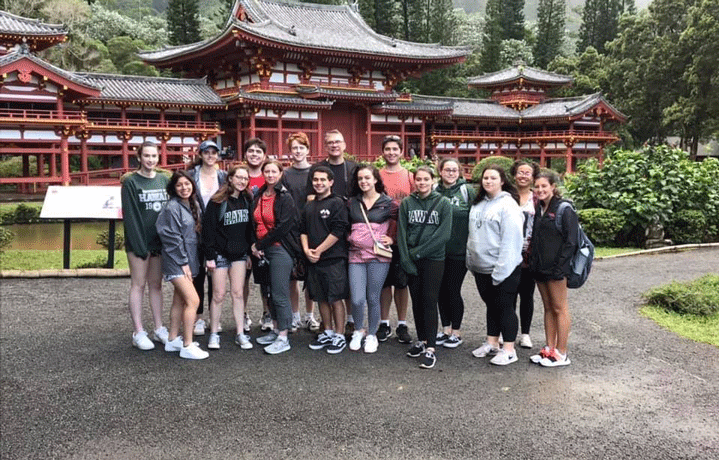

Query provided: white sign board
[40,186,123,219]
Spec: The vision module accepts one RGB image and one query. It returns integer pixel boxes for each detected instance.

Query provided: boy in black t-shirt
[301,167,350,354]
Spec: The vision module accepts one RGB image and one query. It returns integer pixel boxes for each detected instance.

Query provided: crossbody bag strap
[359,199,380,244]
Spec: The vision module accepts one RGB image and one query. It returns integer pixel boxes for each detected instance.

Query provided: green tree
[167,0,201,45]
[533,0,566,69]
[499,0,525,41]
[480,0,504,72]
[577,0,633,54]
[499,39,533,67]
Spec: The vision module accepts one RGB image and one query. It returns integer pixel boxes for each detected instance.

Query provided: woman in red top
[250,160,301,355]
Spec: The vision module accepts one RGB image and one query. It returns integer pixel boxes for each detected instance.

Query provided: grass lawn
[595,247,640,257]
[0,202,43,213]
[0,249,128,271]
[641,306,719,347]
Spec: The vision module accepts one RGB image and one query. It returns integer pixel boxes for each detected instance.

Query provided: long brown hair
[211,164,252,203]
[167,170,201,233]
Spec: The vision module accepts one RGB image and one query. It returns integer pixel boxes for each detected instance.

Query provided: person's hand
[251,244,263,258]
[206,259,216,272]
[246,258,252,270]
[306,248,320,263]
[380,235,393,246]
[182,265,192,280]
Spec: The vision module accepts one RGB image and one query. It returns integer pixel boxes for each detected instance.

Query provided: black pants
[517,266,536,334]
[408,259,445,349]
[437,257,467,330]
[473,265,521,343]
[193,256,213,315]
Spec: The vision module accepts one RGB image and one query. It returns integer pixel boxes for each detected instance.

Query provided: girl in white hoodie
[466,165,524,365]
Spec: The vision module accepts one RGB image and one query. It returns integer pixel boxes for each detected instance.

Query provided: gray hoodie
[156,197,200,277]
[466,191,523,285]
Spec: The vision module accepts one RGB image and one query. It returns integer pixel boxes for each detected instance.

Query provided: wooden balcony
[0,108,86,126]
[430,129,619,145]
[86,117,220,134]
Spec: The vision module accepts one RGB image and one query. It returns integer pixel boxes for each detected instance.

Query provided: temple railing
[0,108,86,125]
[431,129,618,143]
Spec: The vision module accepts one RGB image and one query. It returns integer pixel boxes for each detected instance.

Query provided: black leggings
[408,259,445,349]
[437,258,467,330]
[517,266,535,334]
[193,258,213,315]
[473,265,521,343]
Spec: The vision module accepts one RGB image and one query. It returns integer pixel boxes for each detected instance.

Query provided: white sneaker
[490,349,518,365]
[264,337,290,355]
[291,316,302,333]
[472,342,500,358]
[235,334,253,350]
[193,319,206,336]
[244,314,252,332]
[530,346,552,363]
[165,336,183,352]
[152,326,169,344]
[304,315,320,331]
[132,331,155,350]
[519,334,533,349]
[364,334,379,354]
[208,333,220,350]
[349,330,364,351]
[180,342,209,360]
[260,313,273,331]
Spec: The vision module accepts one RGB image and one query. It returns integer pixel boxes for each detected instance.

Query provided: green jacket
[435,179,477,260]
[121,172,169,259]
[398,190,453,276]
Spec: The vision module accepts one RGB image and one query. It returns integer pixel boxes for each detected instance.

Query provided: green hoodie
[435,178,477,260]
[398,190,453,276]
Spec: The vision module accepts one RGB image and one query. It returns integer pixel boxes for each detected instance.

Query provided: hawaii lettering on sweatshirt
[397,190,452,276]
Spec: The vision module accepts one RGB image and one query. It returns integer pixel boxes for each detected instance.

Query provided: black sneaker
[435,333,450,345]
[406,341,425,358]
[326,334,346,354]
[376,323,392,342]
[442,335,463,349]
[396,324,412,344]
[419,350,436,369]
[344,321,355,338]
[308,332,333,350]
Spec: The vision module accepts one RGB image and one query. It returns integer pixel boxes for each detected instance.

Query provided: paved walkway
[1,248,718,459]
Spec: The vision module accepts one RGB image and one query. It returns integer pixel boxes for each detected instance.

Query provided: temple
[0,0,624,193]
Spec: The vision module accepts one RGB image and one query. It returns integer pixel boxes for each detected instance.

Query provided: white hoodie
[466,191,523,285]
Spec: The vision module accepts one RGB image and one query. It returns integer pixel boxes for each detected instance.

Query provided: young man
[301,167,350,354]
[378,135,414,344]
[307,129,357,333]
[282,132,320,331]
[242,138,272,332]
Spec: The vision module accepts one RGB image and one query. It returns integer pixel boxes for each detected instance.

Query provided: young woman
[251,160,302,355]
[156,171,209,360]
[435,158,476,349]
[529,171,578,367]
[188,140,228,336]
[202,164,254,351]
[398,166,452,369]
[120,141,169,350]
[282,132,319,332]
[510,160,541,349]
[467,165,524,366]
[346,164,397,353]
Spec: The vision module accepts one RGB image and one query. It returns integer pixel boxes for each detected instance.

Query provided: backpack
[555,201,594,289]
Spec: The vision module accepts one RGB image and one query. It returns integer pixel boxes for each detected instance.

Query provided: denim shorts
[163,273,184,283]
[215,253,248,269]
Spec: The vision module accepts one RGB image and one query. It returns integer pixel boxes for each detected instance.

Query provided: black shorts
[306,258,349,303]
[383,245,408,289]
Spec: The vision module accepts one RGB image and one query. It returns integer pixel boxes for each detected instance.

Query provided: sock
[397,320,407,326]
[304,313,313,320]
[346,315,354,323]
[293,312,301,321]
[325,329,334,337]
[381,320,390,326]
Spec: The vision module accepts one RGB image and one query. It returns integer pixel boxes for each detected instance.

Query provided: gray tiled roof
[373,98,454,115]
[520,93,618,119]
[412,95,520,120]
[468,65,572,87]
[75,73,225,106]
[0,50,98,90]
[227,90,333,109]
[140,0,471,63]
[0,10,67,36]
[296,85,398,101]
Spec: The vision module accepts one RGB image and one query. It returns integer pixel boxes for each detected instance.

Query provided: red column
[121,107,129,170]
[539,143,547,167]
[366,108,373,161]
[420,118,426,160]
[236,115,242,159]
[80,136,88,183]
[60,134,70,185]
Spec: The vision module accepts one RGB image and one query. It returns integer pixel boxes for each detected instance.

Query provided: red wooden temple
[0,0,625,193]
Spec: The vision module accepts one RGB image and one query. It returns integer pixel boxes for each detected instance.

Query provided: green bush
[471,156,515,182]
[665,210,707,244]
[0,209,15,225]
[13,204,41,224]
[0,227,14,254]
[75,256,112,269]
[96,230,125,250]
[644,274,719,317]
[577,208,625,245]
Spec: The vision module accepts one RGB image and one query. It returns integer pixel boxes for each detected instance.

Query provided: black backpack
[555,201,594,289]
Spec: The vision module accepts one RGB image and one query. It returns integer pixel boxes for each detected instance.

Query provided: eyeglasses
[516,171,534,177]
[442,168,459,173]
[325,140,344,145]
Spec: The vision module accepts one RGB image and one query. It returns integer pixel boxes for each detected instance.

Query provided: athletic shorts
[306,258,349,303]
[382,245,408,289]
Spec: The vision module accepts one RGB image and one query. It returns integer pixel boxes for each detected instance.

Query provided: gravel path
[1,248,718,459]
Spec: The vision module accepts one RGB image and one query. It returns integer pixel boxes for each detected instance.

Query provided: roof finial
[20,38,30,55]
[288,25,296,36]
[349,0,359,12]
[513,58,526,69]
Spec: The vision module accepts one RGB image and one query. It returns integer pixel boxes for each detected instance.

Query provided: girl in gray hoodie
[466,165,524,366]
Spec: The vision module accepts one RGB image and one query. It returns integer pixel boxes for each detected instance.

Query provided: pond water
[6,222,124,250]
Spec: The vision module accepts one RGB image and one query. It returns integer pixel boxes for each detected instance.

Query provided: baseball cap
[199,140,219,152]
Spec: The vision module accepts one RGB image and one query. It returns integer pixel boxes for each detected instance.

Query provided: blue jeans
[349,261,390,335]
[265,245,293,332]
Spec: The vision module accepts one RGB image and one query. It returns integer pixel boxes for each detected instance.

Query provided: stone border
[1,243,717,278]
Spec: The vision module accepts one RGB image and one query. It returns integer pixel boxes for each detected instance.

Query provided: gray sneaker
[264,337,290,355]
[256,331,278,345]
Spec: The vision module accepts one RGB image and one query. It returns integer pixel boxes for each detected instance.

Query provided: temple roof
[0,49,100,96]
[468,65,572,88]
[0,10,67,36]
[225,90,334,109]
[296,85,398,102]
[139,0,471,65]
[521,93,626,121]
[413,95,520,120]
[74,73,225,107]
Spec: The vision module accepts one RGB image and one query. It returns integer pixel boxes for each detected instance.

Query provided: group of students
[121,129,577,368]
